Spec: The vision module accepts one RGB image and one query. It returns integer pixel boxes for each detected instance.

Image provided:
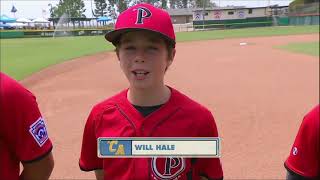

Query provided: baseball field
[1,25,319,80]
[1,25,319,179]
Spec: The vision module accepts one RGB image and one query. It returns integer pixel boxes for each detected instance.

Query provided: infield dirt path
[22,34,319,180]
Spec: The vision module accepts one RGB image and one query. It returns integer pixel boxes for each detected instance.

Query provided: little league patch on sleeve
[29,117,49,147]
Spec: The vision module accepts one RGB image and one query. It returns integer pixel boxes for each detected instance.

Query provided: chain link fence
[288,2,319,25]
[289,2,319,16]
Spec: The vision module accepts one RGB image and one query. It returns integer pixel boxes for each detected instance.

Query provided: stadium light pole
[48,3,54,27]
[202,0,205,30]
[91,0,94,17]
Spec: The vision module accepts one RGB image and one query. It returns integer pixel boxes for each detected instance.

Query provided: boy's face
[117,30,175,90]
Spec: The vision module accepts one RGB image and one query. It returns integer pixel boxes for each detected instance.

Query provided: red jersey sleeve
[194,111,223,180]
[17,91,53,162]
[285,105,320,178]
[0,73,52,163]
[79,106,103,171]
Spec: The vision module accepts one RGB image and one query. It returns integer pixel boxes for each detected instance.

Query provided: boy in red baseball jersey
[79,3,223,180]
[0,72,54,180]
[285,104,319,180]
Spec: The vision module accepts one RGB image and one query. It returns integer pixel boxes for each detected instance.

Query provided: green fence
[193,17,273,29]
[0,31,24,38]
[275,17,290,26]
[0,28,112,39]
[289,15,319,25]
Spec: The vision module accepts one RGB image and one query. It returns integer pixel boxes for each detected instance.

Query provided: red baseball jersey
[285,104,320,178]
[0,72,53,180]
[80,87,223,180]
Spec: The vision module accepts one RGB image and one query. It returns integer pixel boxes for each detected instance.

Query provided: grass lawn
[0,36,114,80]
[276,41,319,57]
[0,25,319,80]
[176,25,319,42]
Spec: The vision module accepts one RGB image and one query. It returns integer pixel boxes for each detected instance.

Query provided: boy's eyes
[148,46,158,50]
[125,46,135,50]
[123,46,159,51]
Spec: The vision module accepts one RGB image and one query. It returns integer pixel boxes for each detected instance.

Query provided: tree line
[49,0,216,19]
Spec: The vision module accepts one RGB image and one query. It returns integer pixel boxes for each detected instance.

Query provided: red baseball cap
[105,3,176,47]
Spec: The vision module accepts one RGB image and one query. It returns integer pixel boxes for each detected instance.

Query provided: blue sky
[1,0,293,19]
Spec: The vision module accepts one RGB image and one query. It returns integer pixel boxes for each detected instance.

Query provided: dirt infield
[21,34,319,180]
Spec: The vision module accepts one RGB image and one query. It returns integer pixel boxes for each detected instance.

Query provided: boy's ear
[171,48,176,60]
[116,49,120,61]
[167,48,176,68]
[169,48,176,63]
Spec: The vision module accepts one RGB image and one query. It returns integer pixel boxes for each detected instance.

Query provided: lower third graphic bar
[98,138,220,158]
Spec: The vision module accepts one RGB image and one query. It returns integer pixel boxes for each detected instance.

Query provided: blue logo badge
[29,117,49,147]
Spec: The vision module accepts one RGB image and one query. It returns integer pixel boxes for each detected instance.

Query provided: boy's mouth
[132,70,150,79]
[132,70,149,75]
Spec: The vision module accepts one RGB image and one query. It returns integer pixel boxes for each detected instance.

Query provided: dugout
[193,6,274,29]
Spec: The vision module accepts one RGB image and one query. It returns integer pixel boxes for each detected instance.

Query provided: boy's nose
[133,49,146,63]
[134,57,145,63]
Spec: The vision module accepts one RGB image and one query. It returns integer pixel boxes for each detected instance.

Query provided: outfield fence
[1,16,318,38]
[288,2,319,25]
[289,2,319,15]
[192,17,273,30]
[0,28,112,39]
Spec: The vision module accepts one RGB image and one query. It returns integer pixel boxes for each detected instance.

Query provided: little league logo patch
[29,117,49,147]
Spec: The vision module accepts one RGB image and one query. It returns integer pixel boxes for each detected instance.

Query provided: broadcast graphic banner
[98,138,220,158]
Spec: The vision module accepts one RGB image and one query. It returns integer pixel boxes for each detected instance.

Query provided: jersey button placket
[140,122,147,137]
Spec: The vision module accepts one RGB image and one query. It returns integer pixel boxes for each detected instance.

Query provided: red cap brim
[105,28,176,48]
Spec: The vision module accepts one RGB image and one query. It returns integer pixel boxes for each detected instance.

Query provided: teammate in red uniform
[0,72,54,180]
[79,3,223,180]
[285,104,319,180]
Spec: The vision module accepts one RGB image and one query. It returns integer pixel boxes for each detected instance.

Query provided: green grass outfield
[1,25,319,80]
[276,41,319,57]
[1,36,115,80]
[176,25,319,42]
